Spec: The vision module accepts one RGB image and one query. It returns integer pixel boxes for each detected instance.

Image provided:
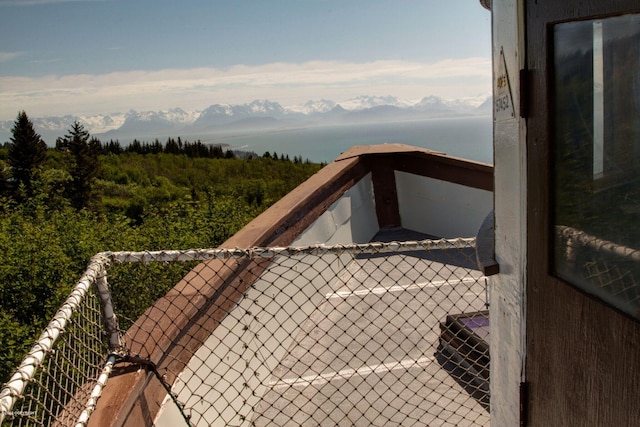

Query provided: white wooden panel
[395,171,492,238]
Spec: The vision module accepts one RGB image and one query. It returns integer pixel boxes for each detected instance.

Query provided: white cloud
[0,58,491,119]
[0,51,23,62]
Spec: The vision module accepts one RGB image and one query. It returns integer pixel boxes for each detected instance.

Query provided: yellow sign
[494,48,515,120]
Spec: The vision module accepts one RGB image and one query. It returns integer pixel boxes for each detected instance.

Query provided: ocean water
[203,115,493,164]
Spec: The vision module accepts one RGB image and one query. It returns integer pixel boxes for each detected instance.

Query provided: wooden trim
[393,152,493,191]
[370,161,400,228]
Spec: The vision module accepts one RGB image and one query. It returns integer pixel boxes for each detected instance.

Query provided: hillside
[0,147,322,383]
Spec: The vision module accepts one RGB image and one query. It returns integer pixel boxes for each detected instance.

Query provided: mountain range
[0,94,492,145]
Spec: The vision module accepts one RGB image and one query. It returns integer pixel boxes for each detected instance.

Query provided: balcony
[0,144,494,426]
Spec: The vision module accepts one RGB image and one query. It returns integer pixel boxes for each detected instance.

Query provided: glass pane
[552,14,640,319]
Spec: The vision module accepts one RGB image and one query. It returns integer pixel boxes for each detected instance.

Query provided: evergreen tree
[64,121,100,209]
[7,111,48,199]
[128,139,142,154]
[88,136,103,156]
[55,137,68,151]
[105,140,122,154]
[165,137,180,154]
[151,139,163,154]
[210,145,224,158]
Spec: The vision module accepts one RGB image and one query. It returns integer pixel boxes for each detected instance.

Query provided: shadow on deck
[149,230,490,426]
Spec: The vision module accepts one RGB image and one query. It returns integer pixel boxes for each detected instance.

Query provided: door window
[552,13,640,319]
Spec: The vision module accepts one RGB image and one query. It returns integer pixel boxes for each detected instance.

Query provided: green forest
[0,111,323,383]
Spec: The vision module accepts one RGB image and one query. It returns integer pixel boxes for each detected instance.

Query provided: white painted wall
[490,1,526,426]
[396,171,493,238]
[292,173,379,246]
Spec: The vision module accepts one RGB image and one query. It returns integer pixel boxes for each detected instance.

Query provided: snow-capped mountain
[0,94,492,145]
[287,99,337,115]
[194,100,286,129]
[244,99,285,116]
[81,113,127,134]
[442,93,493,112]
[122,108,198,126]
[474,96,493,114]
[98,108,200,139]
[413,95,452,111]
[122,108,195,127]
[339,95,412,111]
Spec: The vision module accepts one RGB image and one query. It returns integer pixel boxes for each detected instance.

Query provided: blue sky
[0,0,491,119]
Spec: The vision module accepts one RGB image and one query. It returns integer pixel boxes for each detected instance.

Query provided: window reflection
[553,14,640,319]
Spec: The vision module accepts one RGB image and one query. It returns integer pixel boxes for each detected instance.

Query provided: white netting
[1,239,491,426]
[0,256,111,427]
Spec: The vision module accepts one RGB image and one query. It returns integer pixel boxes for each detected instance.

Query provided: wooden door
[525,1,640,425]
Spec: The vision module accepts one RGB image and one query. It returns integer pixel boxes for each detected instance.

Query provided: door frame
[525,1,640,426]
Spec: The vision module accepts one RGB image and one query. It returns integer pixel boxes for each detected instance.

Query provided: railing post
[93,254,122,352]
[75,354,117,427]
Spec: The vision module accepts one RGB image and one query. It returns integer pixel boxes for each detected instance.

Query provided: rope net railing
[0,256,112,427]
[1,239,491,427]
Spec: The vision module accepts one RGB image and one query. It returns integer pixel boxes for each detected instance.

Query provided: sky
[0,0,491,120]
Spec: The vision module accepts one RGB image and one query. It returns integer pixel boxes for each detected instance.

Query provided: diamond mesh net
[1,240,491,427]
[1,269,109,427]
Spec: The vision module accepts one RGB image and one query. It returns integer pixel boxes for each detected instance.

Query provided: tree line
[90,137,308,163]
[66,136,235,159]
[1,111,316,210]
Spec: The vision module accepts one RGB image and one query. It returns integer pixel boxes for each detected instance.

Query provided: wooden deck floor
[155,229,490,426]
[251,247,489,426]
